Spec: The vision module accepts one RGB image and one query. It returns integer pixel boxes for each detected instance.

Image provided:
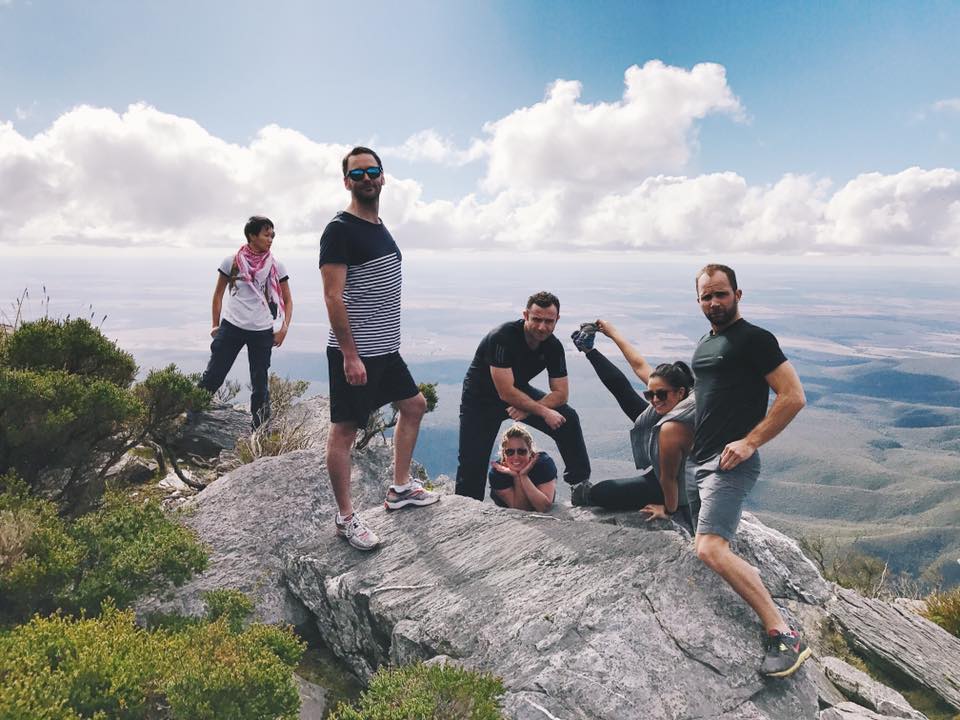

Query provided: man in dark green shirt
[690,263,810,679]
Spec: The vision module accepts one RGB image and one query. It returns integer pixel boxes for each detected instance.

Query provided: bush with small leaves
[0,368,141,491]
[2,317,137,387]
[0,482,207,625]
[0,596,305,720]
[0,475,83,624]
[66,493,208,616]
[204,587,255,633]
[328,662,506,720]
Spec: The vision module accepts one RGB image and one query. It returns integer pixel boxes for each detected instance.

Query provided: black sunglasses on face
[504,447,529,457]
[643,389,674,401]
[346,166,383,181]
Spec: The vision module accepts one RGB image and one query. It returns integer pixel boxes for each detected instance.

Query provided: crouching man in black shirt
[455,291,591,501]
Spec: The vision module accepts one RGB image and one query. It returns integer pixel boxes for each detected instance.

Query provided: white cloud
[382,129,485,166]
[480,61,744,194]
[932,98,960,113]
[1,63,959,256]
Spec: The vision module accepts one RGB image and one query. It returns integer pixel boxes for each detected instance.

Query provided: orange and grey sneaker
[335,512,381,551]
[384,479,440,510]
[760,628,811,678]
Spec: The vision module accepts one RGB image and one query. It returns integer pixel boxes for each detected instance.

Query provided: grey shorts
[692,453,760,541]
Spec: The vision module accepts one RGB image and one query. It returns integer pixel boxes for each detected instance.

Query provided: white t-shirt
[218,255,288,331]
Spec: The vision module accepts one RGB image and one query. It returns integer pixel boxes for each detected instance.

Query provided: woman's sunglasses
[643,389,675,401]
[346,166,383,181]
[504,447,529,457]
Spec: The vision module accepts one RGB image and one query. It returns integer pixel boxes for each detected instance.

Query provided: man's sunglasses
[643,389,674,401]
[504,447,529,457]
[346,166,383,181]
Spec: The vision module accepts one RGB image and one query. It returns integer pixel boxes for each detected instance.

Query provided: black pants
[199,319,273,428]
[455,385,591,501]
[582,349,694,529]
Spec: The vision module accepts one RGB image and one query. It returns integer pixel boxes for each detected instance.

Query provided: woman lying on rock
[488,424,557,512]
[570,320,695,532]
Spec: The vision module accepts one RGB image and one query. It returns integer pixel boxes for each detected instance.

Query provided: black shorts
[327,347,419,425]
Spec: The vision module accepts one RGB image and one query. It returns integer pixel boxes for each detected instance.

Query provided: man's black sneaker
[570,480,592,506]
[571,323,597,352]
[760,629,811,678]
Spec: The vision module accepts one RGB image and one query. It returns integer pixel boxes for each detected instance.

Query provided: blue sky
[1,0,959,255]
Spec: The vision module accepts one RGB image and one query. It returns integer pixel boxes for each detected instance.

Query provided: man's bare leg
[695,533,790,633]
[327,420,358,517]
[391,393,427,486]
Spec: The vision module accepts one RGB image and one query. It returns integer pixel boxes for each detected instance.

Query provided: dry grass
[0,509,36,574]
[233,375,313,465]
[923,587,960,638]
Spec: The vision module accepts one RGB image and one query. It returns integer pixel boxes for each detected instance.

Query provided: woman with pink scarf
[198,216,293,428]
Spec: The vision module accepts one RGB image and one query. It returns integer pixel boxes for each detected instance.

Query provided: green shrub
[0,317,208,502]
[0,484,207,625]
[66,493,208,616]
[923,588,960,638]
[0,475,83,622]
[162,619,304,720]
[329,662,506,720]
[0,598,305,720]
[235,375,312,465]
[0,368,141,490]
[204,588,255,633]
[2,317,137,387]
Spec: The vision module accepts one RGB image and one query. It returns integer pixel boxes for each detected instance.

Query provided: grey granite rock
[827,587,960,712]
[175,402,250,458]
[140,397,960,720]
[821,656,927,719]
[136,427,398,626]
[819,701,915,720]
[294,674,327,720]
[284,495,821,720]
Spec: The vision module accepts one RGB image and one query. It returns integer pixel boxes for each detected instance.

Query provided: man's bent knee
[328,421,358,447]
[695,533,730,569]
[397,392,427,420]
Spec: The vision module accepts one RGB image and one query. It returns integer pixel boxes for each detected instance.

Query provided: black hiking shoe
[571,323,597,352]
[570,480,592,506]
[760,629,811,678]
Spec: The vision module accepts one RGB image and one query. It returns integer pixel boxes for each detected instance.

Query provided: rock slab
[284,495,822,720]
[827,587,960,712]
[821,656,926,719]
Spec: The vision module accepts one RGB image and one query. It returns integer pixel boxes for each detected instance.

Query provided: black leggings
[583,350,684,517]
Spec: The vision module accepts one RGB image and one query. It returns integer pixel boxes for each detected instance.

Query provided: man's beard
[352,184,380,206]
[706,300,738,327]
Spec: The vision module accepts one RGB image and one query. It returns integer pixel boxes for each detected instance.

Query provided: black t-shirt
[461,320,567,402]
[318,211,402,356]
[489,453,558,507]
[691,318,787,463]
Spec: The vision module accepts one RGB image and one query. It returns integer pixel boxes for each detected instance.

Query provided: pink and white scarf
[235,245,285,321]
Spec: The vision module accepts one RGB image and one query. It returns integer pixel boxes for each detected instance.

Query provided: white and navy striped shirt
[319,211,402,357]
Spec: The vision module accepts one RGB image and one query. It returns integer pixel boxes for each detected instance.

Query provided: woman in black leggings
[570,320,695,530]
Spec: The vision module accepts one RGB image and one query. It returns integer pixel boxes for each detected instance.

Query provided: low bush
[2,317,137,387]
[355,382,438,450]
[0,597,305,720]
[0,317,208,502]
[235,375,313,464]
[328,662,506,720]
[0,479,207,625]
[923,587,960,638]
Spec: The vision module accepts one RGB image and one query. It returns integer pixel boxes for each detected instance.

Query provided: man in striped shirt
[319,146,439,551]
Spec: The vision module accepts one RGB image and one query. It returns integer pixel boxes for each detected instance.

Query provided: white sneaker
[384,479,441,510]
[335,512,381,551]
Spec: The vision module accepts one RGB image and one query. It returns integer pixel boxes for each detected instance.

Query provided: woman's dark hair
[650,361,695,398]
[244,215,274,241]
